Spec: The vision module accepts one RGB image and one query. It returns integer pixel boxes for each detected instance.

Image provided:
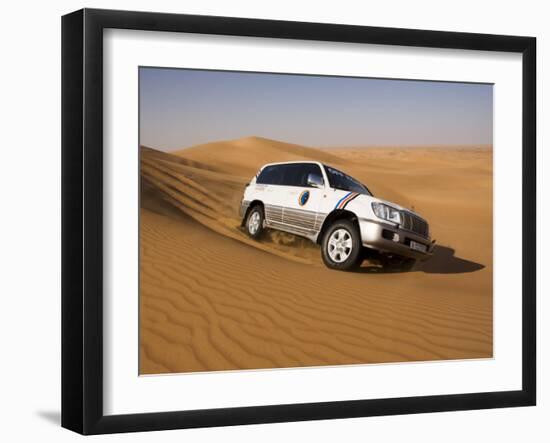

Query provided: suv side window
[279,163,323,187]
[299,163,324,187]
[257,163,323,187]
[279,164,302,186]
[256,165,282,185]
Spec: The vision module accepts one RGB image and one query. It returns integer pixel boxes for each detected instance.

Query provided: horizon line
[141,135,493,153]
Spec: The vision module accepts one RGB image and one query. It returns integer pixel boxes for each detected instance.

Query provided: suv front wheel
[321,220,363,271]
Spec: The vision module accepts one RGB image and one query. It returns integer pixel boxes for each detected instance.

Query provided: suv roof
[259,160,324,169]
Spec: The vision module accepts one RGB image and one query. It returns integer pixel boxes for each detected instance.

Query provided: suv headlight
[372,202,402,224]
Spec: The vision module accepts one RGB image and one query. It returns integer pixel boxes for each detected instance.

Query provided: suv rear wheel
[321,219,362,271]
[245,205,265,239]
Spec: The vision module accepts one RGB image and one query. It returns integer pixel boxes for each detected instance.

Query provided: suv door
[278,163,326,237]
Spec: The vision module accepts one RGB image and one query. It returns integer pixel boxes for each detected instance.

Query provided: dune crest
[173,136,345,176]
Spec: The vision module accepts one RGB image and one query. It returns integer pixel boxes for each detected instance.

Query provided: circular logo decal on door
[299,190,310,206]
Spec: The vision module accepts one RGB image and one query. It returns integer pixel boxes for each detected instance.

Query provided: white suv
[240,161,435,271]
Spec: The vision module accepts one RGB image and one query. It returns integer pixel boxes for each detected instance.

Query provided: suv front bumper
[358,218,435,261]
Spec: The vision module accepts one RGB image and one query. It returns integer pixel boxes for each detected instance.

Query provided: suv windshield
[324,165,372,195]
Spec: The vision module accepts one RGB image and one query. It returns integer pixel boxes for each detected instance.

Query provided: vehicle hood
[335,191,425,219]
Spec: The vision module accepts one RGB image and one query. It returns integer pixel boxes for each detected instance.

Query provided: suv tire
[321,219,363,271]
[245,205,265,239]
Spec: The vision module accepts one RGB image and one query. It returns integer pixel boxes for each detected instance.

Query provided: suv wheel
[321,220,362,271]
[245,205,265,239]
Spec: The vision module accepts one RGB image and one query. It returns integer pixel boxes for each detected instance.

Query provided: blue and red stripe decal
[334,192,360,210]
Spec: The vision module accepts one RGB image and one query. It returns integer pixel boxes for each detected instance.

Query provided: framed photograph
[61,8,536,434]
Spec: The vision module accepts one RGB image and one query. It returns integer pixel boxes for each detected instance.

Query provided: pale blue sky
[139,67,493,151]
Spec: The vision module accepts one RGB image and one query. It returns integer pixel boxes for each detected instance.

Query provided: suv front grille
[401,211,429,238]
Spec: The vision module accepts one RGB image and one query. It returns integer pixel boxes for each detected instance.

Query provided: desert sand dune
[174,136,346,175]
[140,136,492,374]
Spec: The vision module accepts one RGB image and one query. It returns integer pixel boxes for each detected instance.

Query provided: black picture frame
[62,8,536,435]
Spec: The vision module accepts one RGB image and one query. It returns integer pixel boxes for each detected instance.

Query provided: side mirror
[307,173,324,188]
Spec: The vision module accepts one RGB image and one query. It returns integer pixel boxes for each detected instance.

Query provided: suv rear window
[257,163,323,187]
